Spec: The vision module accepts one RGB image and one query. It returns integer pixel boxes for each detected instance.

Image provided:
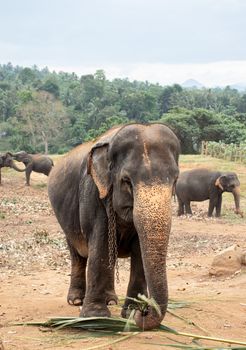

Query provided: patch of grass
[34,183,47,189]
[180,155,246,173]
[49,154,66,164]
[25,219,33,225]
[1,197,18,205]
[0,211,5,219]
[33,229,50,245]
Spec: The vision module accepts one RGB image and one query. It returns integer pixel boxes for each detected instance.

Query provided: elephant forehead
[115,124,172,143]
[227,173,238,179]
[110,125,175,158]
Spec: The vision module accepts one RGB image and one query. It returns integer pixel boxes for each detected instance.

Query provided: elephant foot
[105,291,118,305]
[121,298,139,319]
[67,287,85,306]
[121,306,134,319]
[235,209,244,217]
[80,302,111,318]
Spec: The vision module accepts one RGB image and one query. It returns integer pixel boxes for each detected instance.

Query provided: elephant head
[0,152,25,172]
[11,151,31,164]
[215,172,243,217]
[87,124,180,329]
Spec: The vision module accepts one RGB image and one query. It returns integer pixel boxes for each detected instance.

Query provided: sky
[0,0,246,87]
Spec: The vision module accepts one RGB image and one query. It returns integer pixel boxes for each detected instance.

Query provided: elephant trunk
[133,182,172,330]
[232,186,243,217]
[10,160,26,172]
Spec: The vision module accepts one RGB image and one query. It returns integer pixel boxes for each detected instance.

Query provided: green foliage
[205,141,246,164]
[18,67,37,85]
[159,108,245,153]
[159,109,200,153]
[0,63,245,154]
[39,78,60,98]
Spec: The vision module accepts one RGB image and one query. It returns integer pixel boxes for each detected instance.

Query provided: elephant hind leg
[177,198,185,216]
[184,202,192,215]
[67,248,87,306]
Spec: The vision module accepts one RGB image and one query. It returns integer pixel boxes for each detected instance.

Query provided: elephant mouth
[120,206,133,222]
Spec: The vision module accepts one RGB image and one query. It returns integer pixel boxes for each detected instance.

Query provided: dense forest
[0,62,245,154]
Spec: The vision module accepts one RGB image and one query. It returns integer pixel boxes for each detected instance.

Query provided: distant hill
[181,79,246,92]
[181,79,204,89]
[229,83,246,92]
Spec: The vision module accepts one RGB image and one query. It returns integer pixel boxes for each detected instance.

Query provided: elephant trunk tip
[134,307,164,331]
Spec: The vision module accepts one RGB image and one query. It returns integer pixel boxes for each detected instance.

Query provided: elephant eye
[121,176,133,195]
[121,176,131,185]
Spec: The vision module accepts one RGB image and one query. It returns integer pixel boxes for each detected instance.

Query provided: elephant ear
[87,142,111,199]
[215,175,225,191]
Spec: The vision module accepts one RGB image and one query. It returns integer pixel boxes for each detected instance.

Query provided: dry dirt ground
[0,156,246,350]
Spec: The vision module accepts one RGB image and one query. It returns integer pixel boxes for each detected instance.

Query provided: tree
[18,67,37,85]
[39,78,60,98]
[159,84,183,114]
[192,109,225,142]
[120,91,157,121]
[159,108,227,154]
[13,91,68,153]
[159,109,200,153]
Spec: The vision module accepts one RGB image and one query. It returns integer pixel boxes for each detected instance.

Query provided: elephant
[48,123,180,330]
[10,151,54,186]
[176,168,243,217]
[0,152,25,185]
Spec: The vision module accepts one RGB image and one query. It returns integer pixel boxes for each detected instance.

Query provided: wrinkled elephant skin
[48,123,180,330]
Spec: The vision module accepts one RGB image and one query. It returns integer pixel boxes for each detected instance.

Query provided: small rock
[209,244,246,277]
[223,322,231,328]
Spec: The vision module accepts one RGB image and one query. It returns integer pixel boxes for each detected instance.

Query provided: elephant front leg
[25,165,32,186]
[80,233,115,318]
[208,197,217,217]
[67,248,87,306]
[215,195,222,217]
[121,237,147,318]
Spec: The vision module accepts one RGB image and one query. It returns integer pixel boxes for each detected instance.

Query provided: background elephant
[48,123,180,330]
[11,151,54,186]
[176,168,242,217]
[0,152,25,185]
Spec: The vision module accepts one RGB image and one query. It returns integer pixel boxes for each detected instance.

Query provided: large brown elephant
[11,151,54,186]
[0,152,25,185]
[176,168,243,217]
[48,123,180,330]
